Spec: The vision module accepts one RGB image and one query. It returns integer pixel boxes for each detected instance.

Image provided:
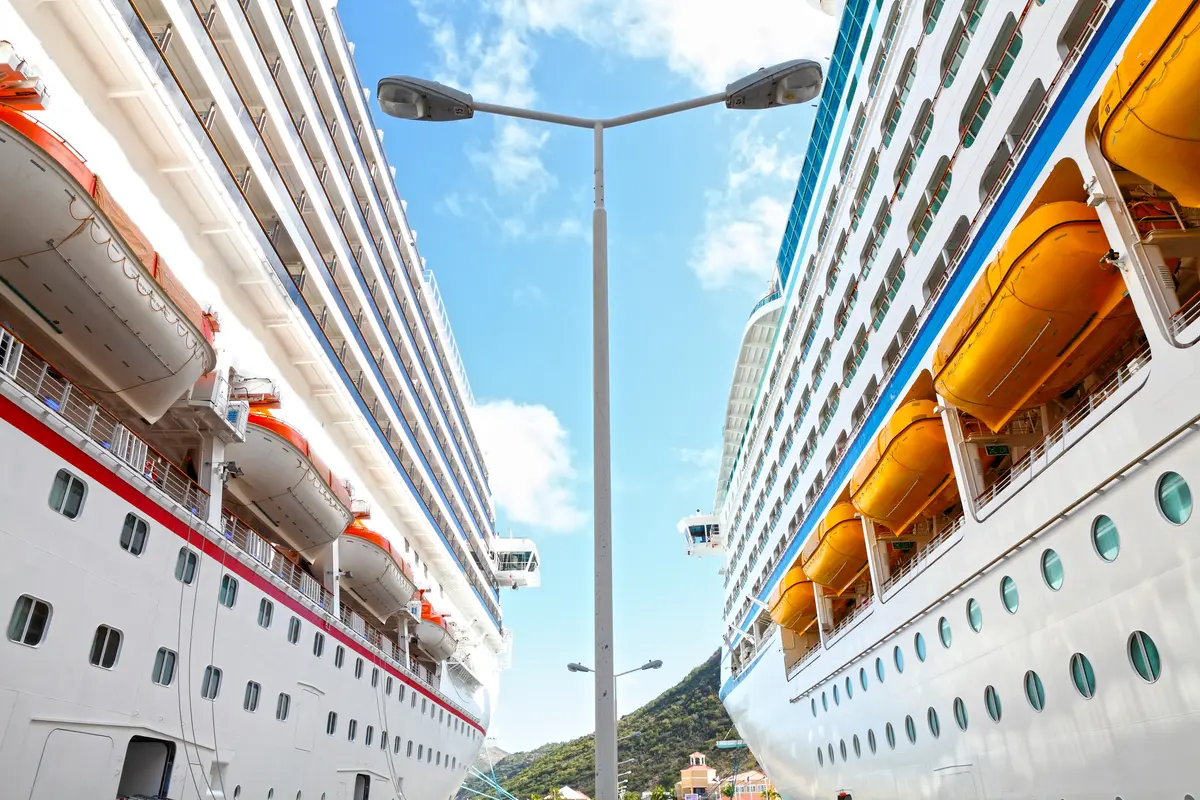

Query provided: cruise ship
[680,0,1200,796]
[0,0,540,798]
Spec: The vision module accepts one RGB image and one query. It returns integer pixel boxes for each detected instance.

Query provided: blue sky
[340,0,835,752]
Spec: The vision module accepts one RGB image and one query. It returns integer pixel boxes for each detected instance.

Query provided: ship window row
[141,0,496,558]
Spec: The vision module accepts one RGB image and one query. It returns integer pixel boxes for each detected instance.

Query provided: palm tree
[761,787,781,800]
[720,783,735,799]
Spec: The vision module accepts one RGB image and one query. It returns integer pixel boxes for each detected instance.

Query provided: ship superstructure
[0,0,540,797]
[684,0,1200,796]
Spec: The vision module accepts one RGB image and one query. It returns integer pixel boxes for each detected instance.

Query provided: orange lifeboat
[1098,0,1200,207]
[933,202,1137,431]
[339,521,417,619]
[225,410,353,551]
[414,593,457,661]
[851,400,956,535]
[801,502,868,594]
[767,564,818,633]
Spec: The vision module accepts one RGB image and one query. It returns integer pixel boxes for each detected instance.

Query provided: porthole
[835,684,843,705]
[852,734,861,758]
[1156,471,1192,525]
[927,707,940,738]
[845,675,853,699]
[953,697,968,730]
[839,740,847,761]
[1092,515,1120,562]
[1041,549,1064,591]
[894,645,905,673]
[1024,670,1046,712]
[860,666,868,690]
[822,691,828,711]
[984,685,1002,722]
[967,598,983,632]
[876,656,885,682]
[885,722,896,749]
[939,616,952,648]
[233,788,241,799]
[827,743,834,763]
[1128,630,1162,682]
[811,698,817,717]
[1000,576,1019,613]
[914,632,926,662]
[904,715,916,743]
[867,728,877,754]
[817,747,824,766]
[1070,652,1097,699]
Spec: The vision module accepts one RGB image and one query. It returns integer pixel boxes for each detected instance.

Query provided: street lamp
[567,659,663,677]
[378,61,823,800]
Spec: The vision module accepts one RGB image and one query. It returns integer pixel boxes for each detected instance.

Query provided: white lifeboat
[225,410,353,552]
[491,538,541,589]
[0,107,215,423]
[338,521,417,619]
[676,512,725,557]
[414,595,457,662]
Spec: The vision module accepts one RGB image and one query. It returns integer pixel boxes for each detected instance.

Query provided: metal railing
[422,268,477,411]
[0,326,209,518]
[827,593,874,640]
[974,343,1151,510]
[880,514,965,594]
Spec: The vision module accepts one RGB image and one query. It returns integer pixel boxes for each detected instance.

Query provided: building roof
[689,752,705,758]
[559,787,591,800]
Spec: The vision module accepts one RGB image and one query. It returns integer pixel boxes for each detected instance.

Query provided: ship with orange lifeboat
[0,4,540,797]
[682,0,1200,796]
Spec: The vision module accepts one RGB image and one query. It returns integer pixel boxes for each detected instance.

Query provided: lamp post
[378,62,823,800]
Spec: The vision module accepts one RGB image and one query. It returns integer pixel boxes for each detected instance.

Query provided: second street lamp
[379,61,823,800]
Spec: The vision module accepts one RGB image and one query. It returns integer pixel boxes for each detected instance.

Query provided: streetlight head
[377,76,474,122]
[567,662,592,673]
[725,59,823,111]
[643,659,664,671]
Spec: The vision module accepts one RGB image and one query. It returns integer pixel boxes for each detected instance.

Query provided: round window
[1157,471,1192,525]
[867,728,877,754]
[1092,515,1120,562]
[1024,670,1045,712]
[967,598,983,632]
[833,685,840,706]
[860,666,868,691]
[1000,576,1019,613]
[914,632,927,662]
[811,698,817,717]
[939,616,952,648]
[828,743,834,763]
[885,722,896,749]
[852,734,861,758]
[904,715,917,743]
[876,656,885,682]
[1070,652,1096,699]
[817,747,823,766]
[1041,549,1064,591]
[894,645,905,673]
[839,740,847,761]
[953,697,968,730]
[822,691,828,711]
[1128,630,1162,682]
[845,675,853,699]
[984,685,1002,722]
[927,706,940,738]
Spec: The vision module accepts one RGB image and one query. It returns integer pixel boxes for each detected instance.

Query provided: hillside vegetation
[462,651,757,799]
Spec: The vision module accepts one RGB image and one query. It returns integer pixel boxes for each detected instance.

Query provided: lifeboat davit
[225,411,353,551]
[339,521,417,619]
[0,108,215,423]
[933,202,1137,431]
[802,502,868,594]
[1098,0,1200,207]
[414,597,457,662]
[851,400,957,535]
[767,564,818,633]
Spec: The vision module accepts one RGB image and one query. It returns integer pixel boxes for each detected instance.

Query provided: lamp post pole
[378,61,823,800]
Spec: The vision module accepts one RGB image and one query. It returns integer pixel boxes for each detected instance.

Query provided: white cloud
[471,399,587,532]
[513,283,547,306]
[470,120,554,198]
[677,446,721,471]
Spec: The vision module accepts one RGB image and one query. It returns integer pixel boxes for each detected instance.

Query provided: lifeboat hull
[414,619,457,662]
[851,400,956,535]
[803,502,868,594]
[768,565,818,633]
[933,202,1137,431]
[339,525,416,619]
[226,413,353,552]
[1098,0,1200,207]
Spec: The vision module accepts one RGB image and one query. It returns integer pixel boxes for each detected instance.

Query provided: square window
[326,711,338,735]
[8,595,51,647]
[49,469,86,519]
[258,599,274,629]
[152,647,177,686]
[175,549,198,584]
[313,632,325,658]
[276,693,291,721]
[89,624,122,668]
[120,514,149,555]
[355,658,364,679]
[201,666,222,700]
[335,645,345,668]
[371,668,379,688]
[348,719,358,741]
[287,617,300,644]
[218,575,238,608]
[366,725,374,747]
[385,676,393,696]
[244,681,261,712]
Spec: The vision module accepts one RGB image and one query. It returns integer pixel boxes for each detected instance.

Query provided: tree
[649,786,671,800]
[761,788,780,800]
[720,783,735,799]
[623,792,642,800]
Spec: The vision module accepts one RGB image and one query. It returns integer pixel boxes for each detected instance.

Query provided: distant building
[674,752,717,800]
[706,770,774,800]
[558,788,591,800]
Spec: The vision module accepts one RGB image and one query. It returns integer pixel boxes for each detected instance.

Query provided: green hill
[462,651,757,799]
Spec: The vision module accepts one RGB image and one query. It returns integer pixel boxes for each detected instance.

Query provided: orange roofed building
[674,753,717,799]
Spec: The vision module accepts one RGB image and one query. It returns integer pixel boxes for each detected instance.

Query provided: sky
[334,0,836,753]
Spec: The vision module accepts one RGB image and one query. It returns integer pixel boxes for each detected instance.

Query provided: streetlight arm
[471,92,727,131]
[472,101,596,129]
[602,92,726,129]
